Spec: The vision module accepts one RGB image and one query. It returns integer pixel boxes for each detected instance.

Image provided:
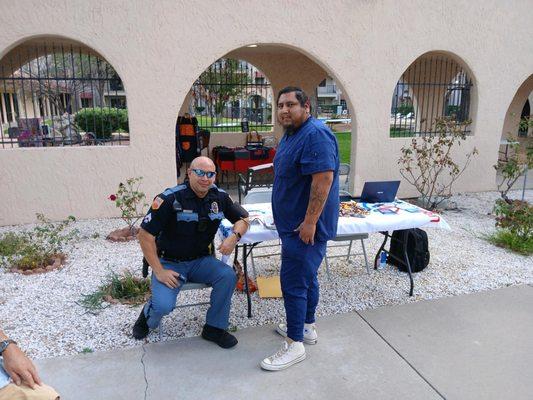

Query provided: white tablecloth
[219,200,450,245]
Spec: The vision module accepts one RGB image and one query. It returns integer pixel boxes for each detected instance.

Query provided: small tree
[0,214,78,272]
[398,117,478,210]
[109,177,148,234]
[494,115,533,203]
[494,143,533,203]
[196,59,252,123]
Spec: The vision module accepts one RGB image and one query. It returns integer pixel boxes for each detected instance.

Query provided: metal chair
[158,282,211,340]
[243,188,280,279]
[142,257,211,340]
[339,163,350,191]
[238,163,274,203]
[323,189,370,279]
[323,233,370,280]
[242,188,272,204]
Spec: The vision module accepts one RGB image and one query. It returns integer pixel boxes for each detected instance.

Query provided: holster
[142,257,149,278]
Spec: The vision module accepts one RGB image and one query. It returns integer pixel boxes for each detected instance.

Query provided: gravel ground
[1,190,531,360]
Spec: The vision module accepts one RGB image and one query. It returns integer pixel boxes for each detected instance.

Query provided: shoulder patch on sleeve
[151,196,164,210]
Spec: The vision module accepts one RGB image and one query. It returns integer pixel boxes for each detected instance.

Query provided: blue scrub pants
[144,256,237,330]
[280,233,327,342]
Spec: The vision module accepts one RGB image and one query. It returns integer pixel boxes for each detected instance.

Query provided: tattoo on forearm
[306,181,329,219]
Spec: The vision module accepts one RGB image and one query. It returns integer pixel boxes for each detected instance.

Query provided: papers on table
[219,200,450,246]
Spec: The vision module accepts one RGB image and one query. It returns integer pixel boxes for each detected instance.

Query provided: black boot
[132,307,149,340]
[201,324,238,349]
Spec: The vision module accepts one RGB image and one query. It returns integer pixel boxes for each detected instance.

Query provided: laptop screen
[360,181,400,203]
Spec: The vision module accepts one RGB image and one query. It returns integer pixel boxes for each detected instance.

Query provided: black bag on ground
[387,229,430,273]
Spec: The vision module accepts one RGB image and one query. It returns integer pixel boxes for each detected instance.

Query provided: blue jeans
[144,256,237,330]
[280,233,327,342]
[0,362,10,390]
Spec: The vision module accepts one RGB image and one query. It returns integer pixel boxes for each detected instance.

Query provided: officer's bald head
[190,156,215,171]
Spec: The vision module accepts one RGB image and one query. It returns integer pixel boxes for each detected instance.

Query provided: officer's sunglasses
[192,169,216,179]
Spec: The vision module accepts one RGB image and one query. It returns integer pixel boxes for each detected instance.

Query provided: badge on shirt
[211,201,219,214]
[143,213,152,224]
[152,196,164,210]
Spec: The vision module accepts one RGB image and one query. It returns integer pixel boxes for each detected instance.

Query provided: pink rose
[109,194,117,201]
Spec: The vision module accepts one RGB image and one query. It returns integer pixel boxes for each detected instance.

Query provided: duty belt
[159,250,209,263]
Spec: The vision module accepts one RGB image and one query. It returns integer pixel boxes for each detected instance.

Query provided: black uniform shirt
[140,182,248,260]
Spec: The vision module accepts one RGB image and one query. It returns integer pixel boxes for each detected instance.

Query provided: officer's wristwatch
[233,231,242,240]
[0,339,17,355]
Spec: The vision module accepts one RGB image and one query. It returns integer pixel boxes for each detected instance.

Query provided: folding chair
[142,257,211,340]
[323,188,370,279]
[323,233,370,280]
[242,188,280,279]
[238,163,274,203]
[158,282,211,340]
[339,163,350,192]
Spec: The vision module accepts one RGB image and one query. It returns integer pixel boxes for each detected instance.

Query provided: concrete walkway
[36,285,533,400]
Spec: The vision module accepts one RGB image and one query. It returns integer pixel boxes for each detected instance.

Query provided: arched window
[0,39,128,148]
[186,58,273,132]
[390,54,473,137]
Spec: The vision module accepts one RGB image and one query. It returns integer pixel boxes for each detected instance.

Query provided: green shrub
[0,232,29,257]
[486,229,533,256]
[398,117,477,210]
[487,199,533,255]
[107,270,151,302]
[494,199,532,241]
[0,214,78,271]
[108,177,148,232]
[80,270,151,313]
[495,143,533,202]
[80,347,94,354]
[74,108,128,139]
[396,105,414,116]
[446,105,461,116]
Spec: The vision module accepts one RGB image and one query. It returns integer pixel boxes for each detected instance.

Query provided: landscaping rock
[106,226,138,242]
[0,190,531,360]
[9,254,64,275]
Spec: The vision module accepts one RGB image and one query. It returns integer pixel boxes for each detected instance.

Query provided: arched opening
[180,59,273,133]
[498,74,533,189]
[314,76,351,166]
[175,44,355,188]
[0,36,129,148]
[390,52,474,137]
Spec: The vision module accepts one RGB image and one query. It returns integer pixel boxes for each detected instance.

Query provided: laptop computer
[359,180,401,203]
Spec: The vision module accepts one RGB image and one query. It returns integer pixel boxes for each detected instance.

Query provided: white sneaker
[260,340,306,371]
[276,323,318,345]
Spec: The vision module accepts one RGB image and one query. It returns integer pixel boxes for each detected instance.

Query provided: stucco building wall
[0,0,532,225]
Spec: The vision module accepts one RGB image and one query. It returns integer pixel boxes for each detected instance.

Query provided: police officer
[261,87,339,371]
[132,156,249,348]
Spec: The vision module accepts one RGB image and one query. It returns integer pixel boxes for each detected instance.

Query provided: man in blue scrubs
[261,87,340,371]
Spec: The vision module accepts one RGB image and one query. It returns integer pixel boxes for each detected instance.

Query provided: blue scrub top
[272,116,340,242]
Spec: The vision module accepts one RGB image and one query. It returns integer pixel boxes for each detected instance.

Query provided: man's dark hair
[277,86,309,107]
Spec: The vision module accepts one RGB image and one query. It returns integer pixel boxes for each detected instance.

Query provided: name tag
[177,212,198,222]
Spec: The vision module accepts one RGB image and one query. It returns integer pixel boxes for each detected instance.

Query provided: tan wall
[0,0,532,225]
